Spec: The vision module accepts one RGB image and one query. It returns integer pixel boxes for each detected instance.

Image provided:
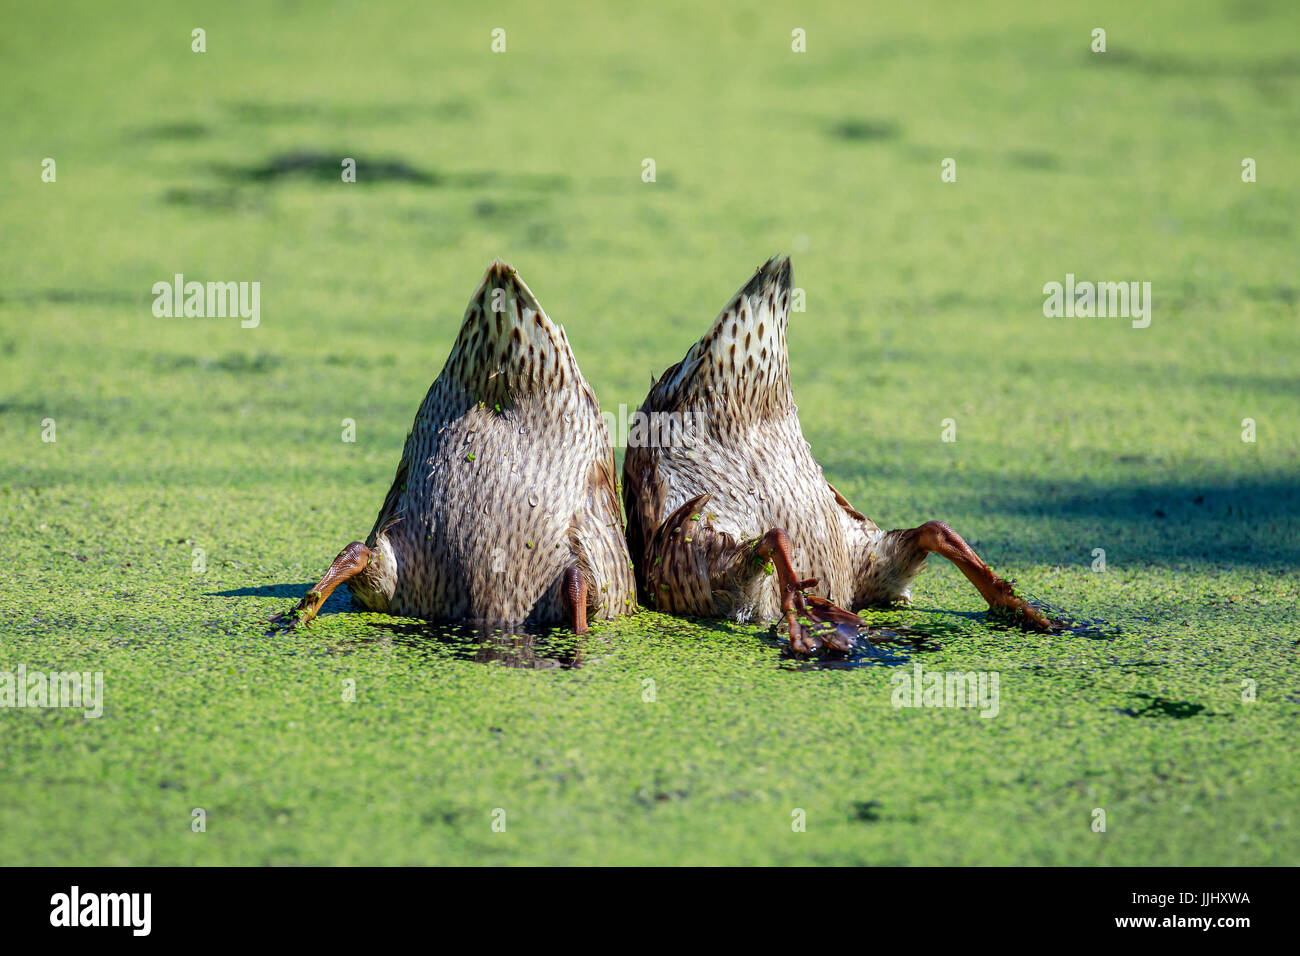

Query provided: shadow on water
[213,582,587,667]
[127,121,209,141]
[222,99,475,125]
[1089,48,1300,79]
[828,118,901,142]
[909,600,1117,639]
[992,476,1300,567]
[219,150,438,185]
[811,448,1300,568]
[1114,692,1218,719]
[210,581,355,615]
[1006,148,1061,170]
[777,597,1120,670]
[0,288,140,307]
[1002,595,1116,638]
[163,186,258,211]
[217,584,1104,672]
[208,151,571,191]
[853,800,884,821]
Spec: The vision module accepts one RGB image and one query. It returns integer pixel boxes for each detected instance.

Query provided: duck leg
[270,541,372,629]
[562,564,589,635]
[900,521,1053,630]
[754,528,864,655]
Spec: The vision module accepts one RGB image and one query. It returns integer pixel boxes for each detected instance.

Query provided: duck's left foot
[755,528,864,655]
[268,541,371,631]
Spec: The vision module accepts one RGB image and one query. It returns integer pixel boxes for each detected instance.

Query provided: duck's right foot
[268,541,371,631]
[562,564,590,635]
[986,586,1058,631]
[910,521,1058,632]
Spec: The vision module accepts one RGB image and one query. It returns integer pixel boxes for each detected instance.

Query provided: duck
[274,260,636,633]
[622,255,1054,654]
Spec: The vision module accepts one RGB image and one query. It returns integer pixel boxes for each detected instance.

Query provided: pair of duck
[275,256,1054,653]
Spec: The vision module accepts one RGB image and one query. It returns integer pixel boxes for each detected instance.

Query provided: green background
[1,0,1296,864]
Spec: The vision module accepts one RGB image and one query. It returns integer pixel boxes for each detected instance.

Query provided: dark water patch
[780,638,907,670]
[871,288,1008,316]
[224,151,438,185]
[522,220,566,250]
[0,399,51,415]
[163,186,255,211]
[829,118,901,142]
[1115,692,1217,719]
[1007,149,1060,171]
[364,619,586,669]
[634,785,689,807]
[777,620,939,670]
[225,101,322,124]
[474,197,547,220]
[211,352,282,374]
[446,170,570,192]
[155,352,283,374]
[0,288,139,307]
[1243,284,1299,307]
[129,122,209,141]
[44,288,135,305]
[213,152,570,192]
[1106,660,1164,668]
[323,352,398,369]
[1091,49,1300,79]
[852,800,884,822]
[225,99,474,125]
[1013,595,1115,638]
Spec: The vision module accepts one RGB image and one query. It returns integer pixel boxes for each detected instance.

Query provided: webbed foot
[912,521,1060,632]
[755,528,865,655]
[268,541,371,631]
[985,582,1060,632]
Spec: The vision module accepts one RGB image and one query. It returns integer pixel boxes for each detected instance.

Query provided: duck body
[281,261,635,631]
[624,255,1051,652]
[624,256,876,624]
[356,381,630,623]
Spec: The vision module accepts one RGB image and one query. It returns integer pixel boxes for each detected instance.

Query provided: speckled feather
[623,256,931,622]
[348,260,636,624]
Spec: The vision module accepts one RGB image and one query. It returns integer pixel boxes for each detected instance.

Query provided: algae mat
[1,0,1297,864]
